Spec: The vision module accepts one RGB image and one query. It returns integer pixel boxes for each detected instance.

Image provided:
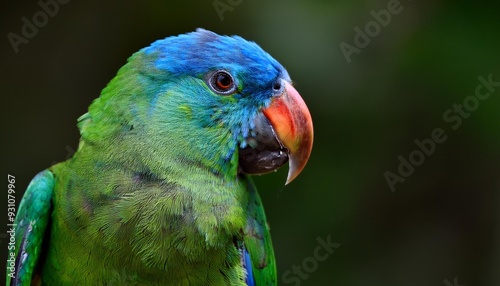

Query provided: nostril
[273,79,283,92]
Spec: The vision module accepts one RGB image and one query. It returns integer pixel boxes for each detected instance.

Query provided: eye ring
[209,70,236,95]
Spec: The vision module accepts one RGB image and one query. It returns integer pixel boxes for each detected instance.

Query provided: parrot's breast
[45,162,250,285]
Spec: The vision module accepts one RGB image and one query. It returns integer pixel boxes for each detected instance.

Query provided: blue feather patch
[242,247,255,286]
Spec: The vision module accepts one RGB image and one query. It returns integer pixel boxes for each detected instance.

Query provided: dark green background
[1,1,499,285]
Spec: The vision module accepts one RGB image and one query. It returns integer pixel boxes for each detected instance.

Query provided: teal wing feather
[7,170,54,286]
[243,176,277,286]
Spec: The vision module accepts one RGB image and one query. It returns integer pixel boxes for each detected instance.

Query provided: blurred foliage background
[1,0,500,285]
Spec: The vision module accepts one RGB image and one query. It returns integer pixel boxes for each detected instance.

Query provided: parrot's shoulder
[7,170,54,286]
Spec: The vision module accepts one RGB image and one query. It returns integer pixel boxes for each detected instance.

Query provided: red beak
[262,82,313,184]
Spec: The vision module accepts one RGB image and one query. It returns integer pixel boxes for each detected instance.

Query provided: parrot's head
[83,29,313,184]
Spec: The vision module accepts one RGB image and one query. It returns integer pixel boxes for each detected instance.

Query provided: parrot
[6,29,313,286]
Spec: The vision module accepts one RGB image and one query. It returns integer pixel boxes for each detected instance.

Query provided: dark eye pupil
[217,74,231,89]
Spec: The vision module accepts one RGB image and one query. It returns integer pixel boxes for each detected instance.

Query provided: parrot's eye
[209,70,236,95]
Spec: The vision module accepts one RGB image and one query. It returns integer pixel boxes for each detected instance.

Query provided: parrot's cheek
[238,113,289,175]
